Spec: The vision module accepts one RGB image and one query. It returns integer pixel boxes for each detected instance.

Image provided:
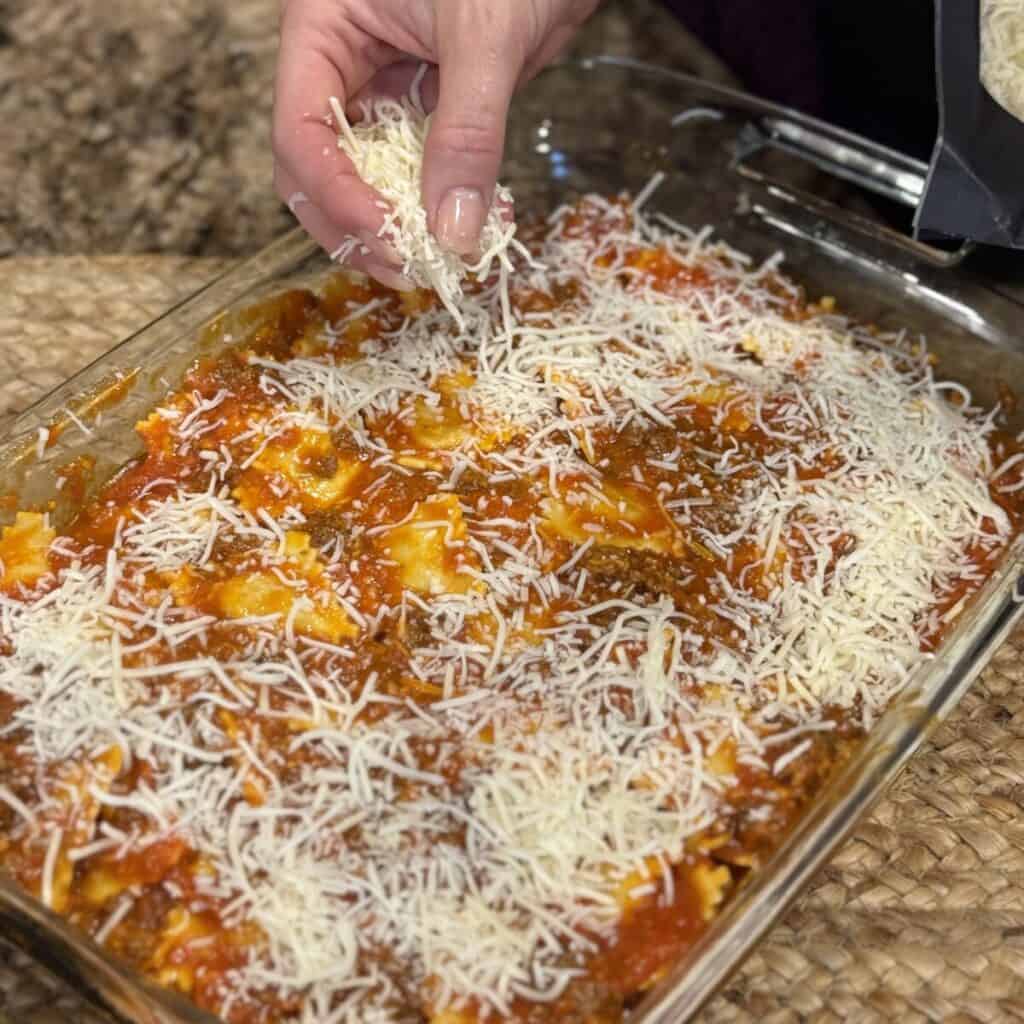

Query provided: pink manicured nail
[359,230,402,268]
[435,187,486,256]
[366,262,415,292]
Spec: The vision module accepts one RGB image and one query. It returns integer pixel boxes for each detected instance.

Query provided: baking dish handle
[730,116,974,270]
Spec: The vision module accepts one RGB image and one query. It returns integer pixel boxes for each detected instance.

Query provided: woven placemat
[1,255,1024,1024]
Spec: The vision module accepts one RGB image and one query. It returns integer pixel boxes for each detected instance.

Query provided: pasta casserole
[1,195,1022,1024]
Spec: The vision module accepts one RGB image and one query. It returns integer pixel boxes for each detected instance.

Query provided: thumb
[421,4,524,256]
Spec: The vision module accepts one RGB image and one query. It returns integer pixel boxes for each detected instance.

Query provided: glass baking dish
[1,56,1023,1024]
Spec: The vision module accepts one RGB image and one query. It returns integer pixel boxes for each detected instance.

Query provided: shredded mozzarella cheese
[981,0,1024,122]
[330,71,527,326]
[0,187,1019,1023]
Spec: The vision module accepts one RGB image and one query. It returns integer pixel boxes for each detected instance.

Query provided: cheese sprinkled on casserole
[0,195,1022,1024]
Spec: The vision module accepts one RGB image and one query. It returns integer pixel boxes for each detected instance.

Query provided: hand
[272,0,598,287]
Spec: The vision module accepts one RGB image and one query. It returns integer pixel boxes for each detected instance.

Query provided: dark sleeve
[662,0,938,160]
[661,0,827,115]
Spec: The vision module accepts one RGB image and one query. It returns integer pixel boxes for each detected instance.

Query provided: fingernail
[436,187,486,256]
[359,230,402,268]
[366,262,415,292]
[286,191,309,214]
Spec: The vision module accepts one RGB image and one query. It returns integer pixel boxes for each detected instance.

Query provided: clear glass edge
[632,537,1024,1022]
[1,55,1022,1024]
[7,227,321,443]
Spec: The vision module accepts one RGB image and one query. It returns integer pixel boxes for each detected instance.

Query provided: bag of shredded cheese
[915,0,1024,247]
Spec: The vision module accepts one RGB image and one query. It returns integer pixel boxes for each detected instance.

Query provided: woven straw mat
[1,255,1024,1024]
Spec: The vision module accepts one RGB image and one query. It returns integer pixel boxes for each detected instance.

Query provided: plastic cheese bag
[915,0,1024,247]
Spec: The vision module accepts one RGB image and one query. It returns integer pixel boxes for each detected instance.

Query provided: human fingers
[346,60,441,116]
[420,1,525,256]
[350,58,517,233]
[520,20,587,82]
[275,164,414,291]
[272,1,403,268]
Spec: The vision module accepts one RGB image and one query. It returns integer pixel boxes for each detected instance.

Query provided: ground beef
[449,466,535,505]
[305,451,339,479]
[401,609,433,649]
[129,883,176,934]
[246,290,322,360]
[98,803,152,838]
[209,531,261,560]
[108,886,175,965]
[366,606,433,651]
[580,544,692,600]
[329,429,364,460]
[303,509,351,553]
[192,355,263,396]
[450,467,490,497]
[722,726,862,861]
[600,419,682,465]
[513,970,624,1024]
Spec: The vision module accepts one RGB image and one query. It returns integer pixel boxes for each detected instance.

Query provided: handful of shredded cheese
[329,77,527,326]
[981,0,1024,123]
